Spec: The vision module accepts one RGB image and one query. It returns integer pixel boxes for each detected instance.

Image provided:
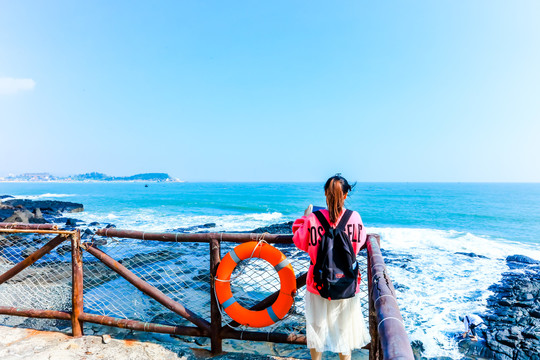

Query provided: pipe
[0,229,75,235]
[95,228,294,244]
[367,237,414,360]
[79,313,204,337]
[0,306,71,320]
[0,223,58,230]
[220,328,307,344]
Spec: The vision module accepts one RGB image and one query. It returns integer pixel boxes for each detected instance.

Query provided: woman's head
[324,174,353,223]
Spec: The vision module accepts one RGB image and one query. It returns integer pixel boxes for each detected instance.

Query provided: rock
[2,199,84,214]
[411,339,424,359]
[248,221,294,234]
[507,255,540,265]
[458,338,496,359]
[475,254,540,359]
[194,337,209,346]
[34,208,43,219]
[171,223,216,233]
[90,238,107,246]
[102,334,112,344]
[65,218,78,227]
[0,208,15,222]
[0,195,14,200]
[88,222,100,227]
[455,252,489,259]
[3,209,33,223]
[81,228,94,239]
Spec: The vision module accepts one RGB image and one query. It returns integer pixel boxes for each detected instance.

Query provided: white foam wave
[68,210,284,233]
[15,193,75,200]
[368,227,539,359]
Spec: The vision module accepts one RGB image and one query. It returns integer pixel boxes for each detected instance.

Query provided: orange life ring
[215,241,296,328]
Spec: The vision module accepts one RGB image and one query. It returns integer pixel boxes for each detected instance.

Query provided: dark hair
[324,174,354,223]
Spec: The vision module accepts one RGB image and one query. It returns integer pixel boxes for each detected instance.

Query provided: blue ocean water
[1,182,539,358]
[2,182,539,243]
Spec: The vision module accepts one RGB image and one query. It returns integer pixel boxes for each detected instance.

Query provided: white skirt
[305,291,371,355]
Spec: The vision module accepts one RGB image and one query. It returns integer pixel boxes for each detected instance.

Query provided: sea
[1,182,539,359]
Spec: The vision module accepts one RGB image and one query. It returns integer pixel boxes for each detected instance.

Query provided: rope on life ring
[215,241,296,328]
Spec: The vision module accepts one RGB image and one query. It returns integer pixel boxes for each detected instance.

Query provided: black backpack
[312,209,359,300]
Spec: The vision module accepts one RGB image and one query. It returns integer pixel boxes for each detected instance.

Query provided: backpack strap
[313,210,330,231]
[336,209,353,232]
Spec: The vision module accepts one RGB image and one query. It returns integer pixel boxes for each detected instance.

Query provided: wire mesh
[82,236,211,326]
[0,232,72,329]
[81,233,369,339]
[219,241,369,336]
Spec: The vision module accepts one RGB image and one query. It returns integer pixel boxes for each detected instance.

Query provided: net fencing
[83,236,210,327]
[82,233,369,337]
[0,232,72,330]
[0,230,369,339]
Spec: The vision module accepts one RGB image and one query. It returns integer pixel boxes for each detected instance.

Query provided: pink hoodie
[292,208,367,296]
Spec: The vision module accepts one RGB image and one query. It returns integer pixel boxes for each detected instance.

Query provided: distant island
[0,172,182,182]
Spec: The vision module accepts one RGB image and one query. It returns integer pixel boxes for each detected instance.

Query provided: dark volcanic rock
[171,223,216,233]
[0,195,14,200]
[3,209,34,223]
[507,255,540,265]
[2,199,84,214]
[248,221,294,234]
[0,208,15,222]
[455,252,489,259]
[474,254,540,360]
[458,338,496,359]
[65,218,79,227]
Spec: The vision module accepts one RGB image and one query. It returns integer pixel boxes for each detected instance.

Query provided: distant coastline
[0,172,182,183]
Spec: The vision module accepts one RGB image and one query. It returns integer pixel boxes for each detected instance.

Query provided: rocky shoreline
[0,195,84,224]
[412,256,540,360]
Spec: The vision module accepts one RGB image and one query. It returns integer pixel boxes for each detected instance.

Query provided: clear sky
[1,1,539,182]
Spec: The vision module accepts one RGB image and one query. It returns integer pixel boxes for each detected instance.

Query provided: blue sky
[0,1,539,182]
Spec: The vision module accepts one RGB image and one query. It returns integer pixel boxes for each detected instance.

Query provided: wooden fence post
[71,230,84,337]
[210,235,223,354]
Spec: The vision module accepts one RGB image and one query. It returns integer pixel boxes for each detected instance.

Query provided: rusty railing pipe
[220,328,307,344]
[95,228,293,244]
[79,313,204,337]
[0,306,71,320]
[0,223,58,230]
[367,236,413,360]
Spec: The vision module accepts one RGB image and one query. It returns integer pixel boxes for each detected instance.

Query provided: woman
[292,175,370,360]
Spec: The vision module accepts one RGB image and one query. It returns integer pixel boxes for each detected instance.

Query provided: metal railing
[0,222,413,359]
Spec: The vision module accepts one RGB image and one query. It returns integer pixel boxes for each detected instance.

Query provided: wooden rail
[367,236,414,360]
[0,223,58,230]
[0,225,413,359]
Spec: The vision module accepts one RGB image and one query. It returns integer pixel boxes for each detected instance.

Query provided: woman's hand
[304,204,313,217]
